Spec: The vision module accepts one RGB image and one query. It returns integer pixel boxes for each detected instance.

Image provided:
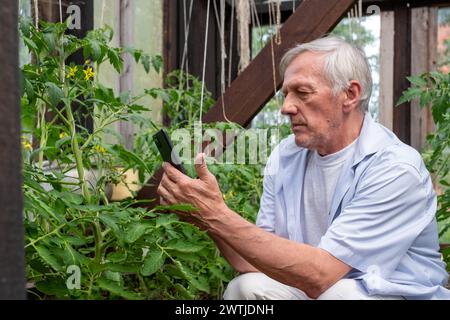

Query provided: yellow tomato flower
[95,145,106,153]
[59,132,67,139]
[21,137,32,151]
[67,66,78,78]
[83,67,95,81]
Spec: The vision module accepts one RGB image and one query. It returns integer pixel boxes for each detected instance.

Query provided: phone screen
[153,129,186,174]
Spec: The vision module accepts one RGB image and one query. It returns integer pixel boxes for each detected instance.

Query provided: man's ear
[343,80,362,113]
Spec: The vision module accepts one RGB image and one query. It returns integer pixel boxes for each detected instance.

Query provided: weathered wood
[182,0,218,98]
[117,0,135,150]
[393,3,411,145]
[379,11,394,130]
[162,0,179,126]
[0,0,26,300]
[411,7,437,151]
[203,0,357,127]
[65,0,95,133]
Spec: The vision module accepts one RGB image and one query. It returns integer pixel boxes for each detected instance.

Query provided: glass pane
[438,7,450,73]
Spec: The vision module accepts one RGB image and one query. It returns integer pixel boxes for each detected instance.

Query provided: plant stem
[93,220,103,264]
[37,100,47,169]
[58,34,92,204]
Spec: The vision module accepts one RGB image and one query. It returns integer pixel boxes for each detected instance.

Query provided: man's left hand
[157,153,226,227]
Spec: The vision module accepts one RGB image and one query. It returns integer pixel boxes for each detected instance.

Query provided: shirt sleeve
[318,160,436,278]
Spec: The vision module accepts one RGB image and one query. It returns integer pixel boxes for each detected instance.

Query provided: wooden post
[411,7,438,151]
[65,0,95,133]
[116,0,135,150]
[393,3,412,145]
[0,0,26,300]
[379,11,394,130]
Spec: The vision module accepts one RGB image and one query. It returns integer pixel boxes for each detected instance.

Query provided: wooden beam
[0,0,26,300]
[203,0,357,127]
[393,3,411,145]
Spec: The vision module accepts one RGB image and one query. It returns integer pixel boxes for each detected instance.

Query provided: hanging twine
[236,0,250,73]
[199,0,211,129]
[227,0,235,87]
[33,0,39,29]
[59,0,63,23]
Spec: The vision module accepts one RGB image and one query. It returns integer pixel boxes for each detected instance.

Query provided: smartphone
[153,129,186,174]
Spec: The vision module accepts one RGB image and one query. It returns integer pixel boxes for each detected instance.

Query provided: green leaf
[35,276,68,297]
[164,239,205,253]
[419,90,432,107]
[107,251,127,263]
[154,203,198,213]
[104,263,139,273]
[43,32,56,52]
[35,245,63,272]
[60,192,83,205]
[133,50,142,63]
[155,214,179,227]
[107,49,122,73]
[97,278,141,300]
[45,82,64,107]
[99,214,120,232]
[396,87,422,106]
[124,223,148,243]
[141,250,165,276]
[174,283,195,299]
[141,54,150,73]
[210,265,231,282]
[151,55,163,73]
[89,40,102,61]
[407,75,427,87]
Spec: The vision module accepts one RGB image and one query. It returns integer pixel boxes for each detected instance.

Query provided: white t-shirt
[301,138,358,246]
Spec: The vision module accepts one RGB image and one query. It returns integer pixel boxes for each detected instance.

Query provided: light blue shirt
[256,113,450,300]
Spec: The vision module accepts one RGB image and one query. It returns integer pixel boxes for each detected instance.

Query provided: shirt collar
[351,112,399,169]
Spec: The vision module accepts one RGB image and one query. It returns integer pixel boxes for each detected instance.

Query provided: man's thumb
[194,153,209,180]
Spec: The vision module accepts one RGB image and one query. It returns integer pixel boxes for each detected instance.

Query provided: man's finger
[194,153,211,181]
[161,173,177,190]
[163,162,185,183]
[157,184,177,204]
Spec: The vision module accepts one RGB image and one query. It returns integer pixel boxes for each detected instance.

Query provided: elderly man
[157,36,450,300]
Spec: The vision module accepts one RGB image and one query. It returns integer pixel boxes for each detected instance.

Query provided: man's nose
[281,95,298,116]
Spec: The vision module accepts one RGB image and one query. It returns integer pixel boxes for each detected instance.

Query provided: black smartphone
[153,129,186,174]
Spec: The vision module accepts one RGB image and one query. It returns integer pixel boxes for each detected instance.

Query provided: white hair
[279,36,373,113]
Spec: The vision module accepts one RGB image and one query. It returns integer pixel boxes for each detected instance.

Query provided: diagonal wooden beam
[137,0,357,206]
[203,0,357,127]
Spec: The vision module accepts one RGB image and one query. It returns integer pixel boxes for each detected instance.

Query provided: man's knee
[223,273,265,300]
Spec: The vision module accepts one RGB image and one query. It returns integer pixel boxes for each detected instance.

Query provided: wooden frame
[0,0,26,300]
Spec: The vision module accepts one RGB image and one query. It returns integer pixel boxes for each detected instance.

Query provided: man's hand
[157,153,227,228]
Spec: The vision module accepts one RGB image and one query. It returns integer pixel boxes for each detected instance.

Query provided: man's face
[281,51,346,153]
